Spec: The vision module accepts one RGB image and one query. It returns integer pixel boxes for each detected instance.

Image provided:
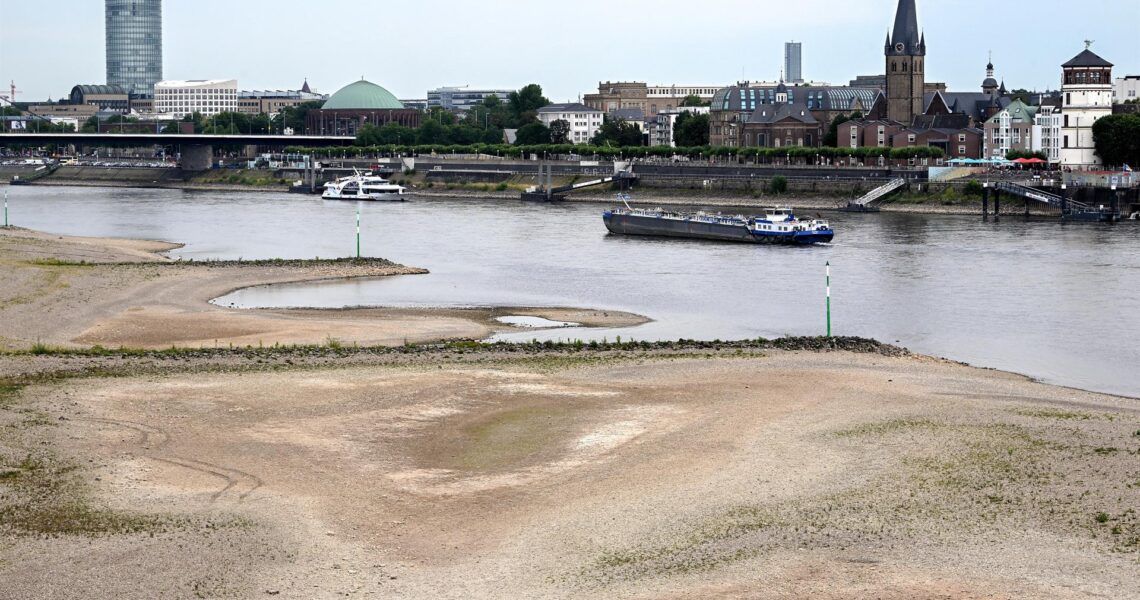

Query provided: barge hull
[603,213,831,245]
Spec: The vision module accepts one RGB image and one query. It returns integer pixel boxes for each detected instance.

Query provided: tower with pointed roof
[884,0,926,125]
[982,54,999,95]
[1059,44,1114,167]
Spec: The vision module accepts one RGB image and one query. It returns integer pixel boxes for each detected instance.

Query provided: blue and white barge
[603,198,833,245]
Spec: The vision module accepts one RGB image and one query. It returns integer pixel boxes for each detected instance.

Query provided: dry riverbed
[0,227,645,351]
[0,226,1136,599]
[0,346,1136,599]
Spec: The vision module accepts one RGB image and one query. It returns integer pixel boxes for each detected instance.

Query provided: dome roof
[322,80,404,110]
[982,77,999,88]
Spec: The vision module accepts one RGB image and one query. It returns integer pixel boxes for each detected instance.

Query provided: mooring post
[826,261,832,338]
[994,190,1001,218]
[982,187,989,217]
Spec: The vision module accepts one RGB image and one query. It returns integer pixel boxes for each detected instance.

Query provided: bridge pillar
[181,144,213,171]
[993,190,1000,218]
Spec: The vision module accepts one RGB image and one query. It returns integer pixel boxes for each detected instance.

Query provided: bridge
[0,133,356,171]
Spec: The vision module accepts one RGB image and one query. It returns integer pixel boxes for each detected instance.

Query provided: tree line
[284,143,944,161]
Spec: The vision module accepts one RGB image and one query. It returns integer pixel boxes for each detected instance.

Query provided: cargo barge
[603,198,833,245]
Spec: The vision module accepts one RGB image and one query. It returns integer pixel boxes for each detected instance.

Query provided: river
[6,185,1139,397]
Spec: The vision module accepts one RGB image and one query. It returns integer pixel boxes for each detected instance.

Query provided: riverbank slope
[0,227,645,350]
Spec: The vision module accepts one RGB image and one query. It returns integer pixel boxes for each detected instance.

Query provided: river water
[7,185,1140,397]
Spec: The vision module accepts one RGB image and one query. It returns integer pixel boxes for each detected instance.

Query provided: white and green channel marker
[356,204,361,258]
[826,261,832,338]
[4,190,8,227]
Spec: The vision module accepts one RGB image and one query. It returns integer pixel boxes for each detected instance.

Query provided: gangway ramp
[991,181,1120,222]
[843,178,906,211]
[521,163,638,201]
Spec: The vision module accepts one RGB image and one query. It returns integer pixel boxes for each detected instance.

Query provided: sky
[1,0,1137,102]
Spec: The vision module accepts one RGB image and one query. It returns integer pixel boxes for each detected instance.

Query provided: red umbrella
[1024,158,1046,164]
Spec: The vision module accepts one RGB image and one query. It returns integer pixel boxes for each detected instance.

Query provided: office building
[427,87,513,112]
[154,79,238,118]
[537,103,604,144]
[237,81,325,115]
[652,106,710,147]
[69,84,130,112]
[105,0,163,96]
[584,82,719,116]
[785,42,803,84]
[1115,75,1140,103]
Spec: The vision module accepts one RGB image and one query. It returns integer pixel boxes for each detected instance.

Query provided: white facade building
[537,103,603,145]
[652,106,710,147]
[1032,105,1063,164]
[1115,75,1140,103]
[1058,49,1113,168]
[154,79,238,118]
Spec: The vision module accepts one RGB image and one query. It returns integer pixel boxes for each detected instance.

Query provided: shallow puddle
[495,315,580,328]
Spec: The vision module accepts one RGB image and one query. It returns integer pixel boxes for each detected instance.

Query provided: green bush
[496,182,508,191]
[769,175,788,194]
[963,180,984,197]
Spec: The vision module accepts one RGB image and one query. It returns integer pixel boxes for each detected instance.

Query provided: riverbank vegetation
[285,142,944,162]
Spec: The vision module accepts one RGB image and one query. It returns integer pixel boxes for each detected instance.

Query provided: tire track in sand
[78,417,262,503]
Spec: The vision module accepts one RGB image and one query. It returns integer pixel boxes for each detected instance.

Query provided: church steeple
[887,0,924,56]
[982,52,999,95]
[884,0,926,125]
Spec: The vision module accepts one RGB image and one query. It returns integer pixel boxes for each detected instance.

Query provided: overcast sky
[1,0,1136,102]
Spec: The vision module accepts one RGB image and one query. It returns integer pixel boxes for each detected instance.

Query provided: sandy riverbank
[1,226,1136,599]
[0,227,646,351]
[0,345,1136,599]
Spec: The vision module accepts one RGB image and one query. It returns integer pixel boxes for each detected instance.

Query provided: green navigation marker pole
[355,204,361,259]
[826,261,832,338]
[3,190,8,227]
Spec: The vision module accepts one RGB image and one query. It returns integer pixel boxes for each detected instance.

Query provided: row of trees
[355,84,552,147]
[79,107,321,135]
[286,143,944,161]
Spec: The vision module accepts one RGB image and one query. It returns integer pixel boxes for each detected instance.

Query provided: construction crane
[0,80,20,105]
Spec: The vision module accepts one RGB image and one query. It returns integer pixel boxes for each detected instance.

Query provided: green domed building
[305,79,420,136]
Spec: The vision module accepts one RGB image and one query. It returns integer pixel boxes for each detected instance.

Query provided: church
[847,0,1010,160]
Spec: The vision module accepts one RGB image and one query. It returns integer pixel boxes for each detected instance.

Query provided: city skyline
[0,0,1137,102]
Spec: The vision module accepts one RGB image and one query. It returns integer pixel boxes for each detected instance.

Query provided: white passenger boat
[322,170,409,201]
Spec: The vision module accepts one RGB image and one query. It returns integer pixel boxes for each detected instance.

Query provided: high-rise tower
[785,42,803,85]
[884,0,925,125]
[105,0,163,96]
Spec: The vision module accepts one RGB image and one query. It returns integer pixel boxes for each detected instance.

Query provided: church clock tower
[885,0,926,125]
